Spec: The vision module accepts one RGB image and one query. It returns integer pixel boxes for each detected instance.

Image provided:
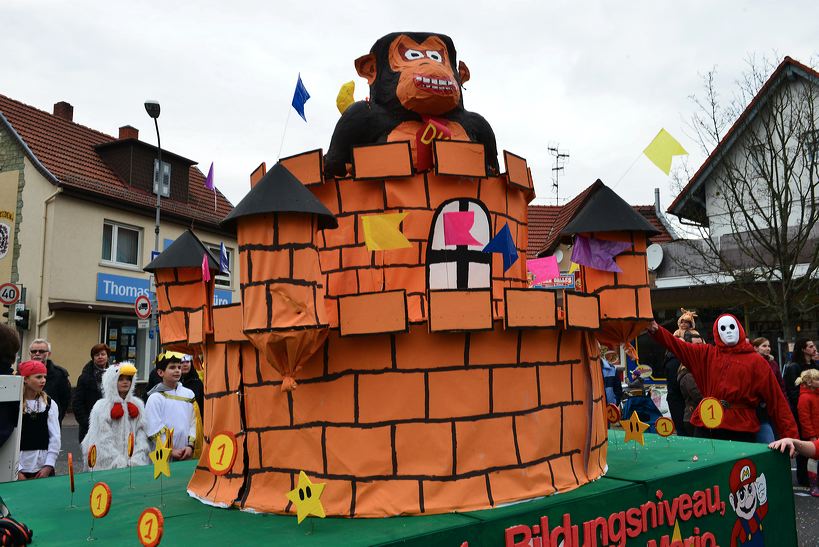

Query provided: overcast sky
[3,1,818,218]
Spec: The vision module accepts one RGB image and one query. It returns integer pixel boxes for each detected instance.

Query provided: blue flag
[291,74,310,122]
[219,242,229,274]
[482,223,518,272]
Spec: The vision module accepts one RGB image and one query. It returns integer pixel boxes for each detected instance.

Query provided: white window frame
[101,220,142,268]
[153,159,171,197]
[206,243,232,288]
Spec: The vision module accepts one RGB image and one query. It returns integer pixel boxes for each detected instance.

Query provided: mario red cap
[729,458,757,492]
[17,360,47,377]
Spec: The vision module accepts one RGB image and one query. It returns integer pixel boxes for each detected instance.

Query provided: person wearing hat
[647,314,798,442]
[727,458,768,546]
[145,351,199,460]
[80,362,150,470]
[16,360,61,480]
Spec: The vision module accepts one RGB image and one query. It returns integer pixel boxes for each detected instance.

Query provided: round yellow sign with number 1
[699,397,724,429]
[137,507,164,547]
[89,482,111,519]
[208,432,238,476]
[655,417,675,437]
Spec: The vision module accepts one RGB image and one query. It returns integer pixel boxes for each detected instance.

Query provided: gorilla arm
[324,101,399,178]
[448,108,500,175]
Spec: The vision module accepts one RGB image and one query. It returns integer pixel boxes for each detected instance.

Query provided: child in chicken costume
[81,362,150,470]
[648,314,797,442]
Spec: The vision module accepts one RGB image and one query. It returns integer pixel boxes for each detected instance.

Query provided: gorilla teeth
[414,75,455,94]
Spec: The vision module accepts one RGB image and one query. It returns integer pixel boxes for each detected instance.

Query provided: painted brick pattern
[178,147,652,517]
[310,172,530,325]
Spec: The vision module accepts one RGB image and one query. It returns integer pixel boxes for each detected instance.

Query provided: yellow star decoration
[285,471,326,524]
[620,412,650,445]
[149,435,172,479]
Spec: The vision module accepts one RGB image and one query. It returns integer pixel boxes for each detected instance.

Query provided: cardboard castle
[145,32,658,518]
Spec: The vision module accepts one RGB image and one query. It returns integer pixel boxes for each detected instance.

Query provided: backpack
[0,497,33,546]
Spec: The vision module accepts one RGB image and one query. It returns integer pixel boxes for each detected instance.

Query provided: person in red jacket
[647,314,798,442]
[795,369,819,496]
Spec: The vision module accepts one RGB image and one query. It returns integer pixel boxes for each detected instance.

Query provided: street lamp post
[144,100,161,362]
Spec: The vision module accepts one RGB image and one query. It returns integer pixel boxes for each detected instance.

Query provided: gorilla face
[717,315,740,346]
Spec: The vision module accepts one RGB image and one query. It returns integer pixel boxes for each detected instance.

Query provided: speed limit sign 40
[0,283,20,306]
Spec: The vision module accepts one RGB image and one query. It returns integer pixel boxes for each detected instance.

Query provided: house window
[427,199,492,290]
[102,221,141,266]
[153,159,171,197]
[206,244,232,288]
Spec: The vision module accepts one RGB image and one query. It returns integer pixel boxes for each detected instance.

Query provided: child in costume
[80,362,150,470]
[16,360,60,480]
[145,351,200,460]
[795,368,819,496]
[672,308,697,339]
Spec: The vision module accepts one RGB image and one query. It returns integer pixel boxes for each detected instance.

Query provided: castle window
[427,199,491,290]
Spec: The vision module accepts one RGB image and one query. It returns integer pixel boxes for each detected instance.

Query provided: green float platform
[1,432,797,546]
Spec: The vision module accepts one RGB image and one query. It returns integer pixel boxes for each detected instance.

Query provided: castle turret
[557,180,660,352]
[144,229,219,353]
[222,162,337,390]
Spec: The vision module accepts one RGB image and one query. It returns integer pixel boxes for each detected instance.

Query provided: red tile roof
[0,94,233,230]
[668,57,819,222]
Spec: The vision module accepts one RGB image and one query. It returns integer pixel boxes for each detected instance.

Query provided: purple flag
[527,256,560,282]
[571,235,632,272]
[443,211,482,246]
[204,162,214,191]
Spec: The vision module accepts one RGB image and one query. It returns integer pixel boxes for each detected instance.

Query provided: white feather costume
[80,363,150,470]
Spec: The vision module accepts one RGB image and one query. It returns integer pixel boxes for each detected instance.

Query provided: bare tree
[671,57,819,340]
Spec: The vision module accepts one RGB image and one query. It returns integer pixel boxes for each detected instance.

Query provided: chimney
[52,101,73,122]
[118,125,139,140]
[654,187,661,215]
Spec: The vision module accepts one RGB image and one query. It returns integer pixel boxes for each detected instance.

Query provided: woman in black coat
[72,343,110,442]
[783,338,818,486]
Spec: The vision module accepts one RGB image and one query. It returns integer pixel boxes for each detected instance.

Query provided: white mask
[717,316,740,346]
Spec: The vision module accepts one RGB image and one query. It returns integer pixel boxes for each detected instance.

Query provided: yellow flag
[568,262,580,273]
[336,81,355,114]
[361,212,411,251]
[643,129,688,175]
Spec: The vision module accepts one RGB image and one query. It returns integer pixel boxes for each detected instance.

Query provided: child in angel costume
[81,361,150,470]
[145,351,201,460]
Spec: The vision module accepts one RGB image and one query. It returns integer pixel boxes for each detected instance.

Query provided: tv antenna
[548,144,569,205]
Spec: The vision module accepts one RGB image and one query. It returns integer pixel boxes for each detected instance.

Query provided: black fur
[324,32,499,178]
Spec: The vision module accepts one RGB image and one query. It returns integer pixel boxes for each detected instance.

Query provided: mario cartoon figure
[729,458,767,547]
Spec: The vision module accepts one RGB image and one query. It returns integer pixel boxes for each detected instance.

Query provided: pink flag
[527,256,560,282]
[444,211,482,246]
[202,254,211,283]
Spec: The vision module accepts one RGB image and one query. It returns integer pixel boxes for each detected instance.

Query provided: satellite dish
[646,243,664,271]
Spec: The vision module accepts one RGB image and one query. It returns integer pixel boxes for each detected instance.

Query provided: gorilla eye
[426,51,443,62]
[404,49,424,61]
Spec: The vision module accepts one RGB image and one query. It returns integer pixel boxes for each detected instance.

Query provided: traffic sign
[138,319,150,329]
[135,294,152,319]
[0,283,20,306]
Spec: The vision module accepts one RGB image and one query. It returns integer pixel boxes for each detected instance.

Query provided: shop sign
[97,272,233,305]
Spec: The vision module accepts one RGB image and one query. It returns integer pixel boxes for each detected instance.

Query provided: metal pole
[151,117,162,361]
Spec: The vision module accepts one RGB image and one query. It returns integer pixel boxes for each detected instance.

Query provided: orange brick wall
[188,321,608,517]
[179,150,640,517]
[308,172,529,325]
[154,267,213,350]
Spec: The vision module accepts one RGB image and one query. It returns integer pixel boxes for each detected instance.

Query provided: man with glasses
[28,338,71,425]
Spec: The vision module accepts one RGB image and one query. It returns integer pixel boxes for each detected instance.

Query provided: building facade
[0,95,238,381]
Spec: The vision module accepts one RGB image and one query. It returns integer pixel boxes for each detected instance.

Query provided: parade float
[2,31,797,546]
